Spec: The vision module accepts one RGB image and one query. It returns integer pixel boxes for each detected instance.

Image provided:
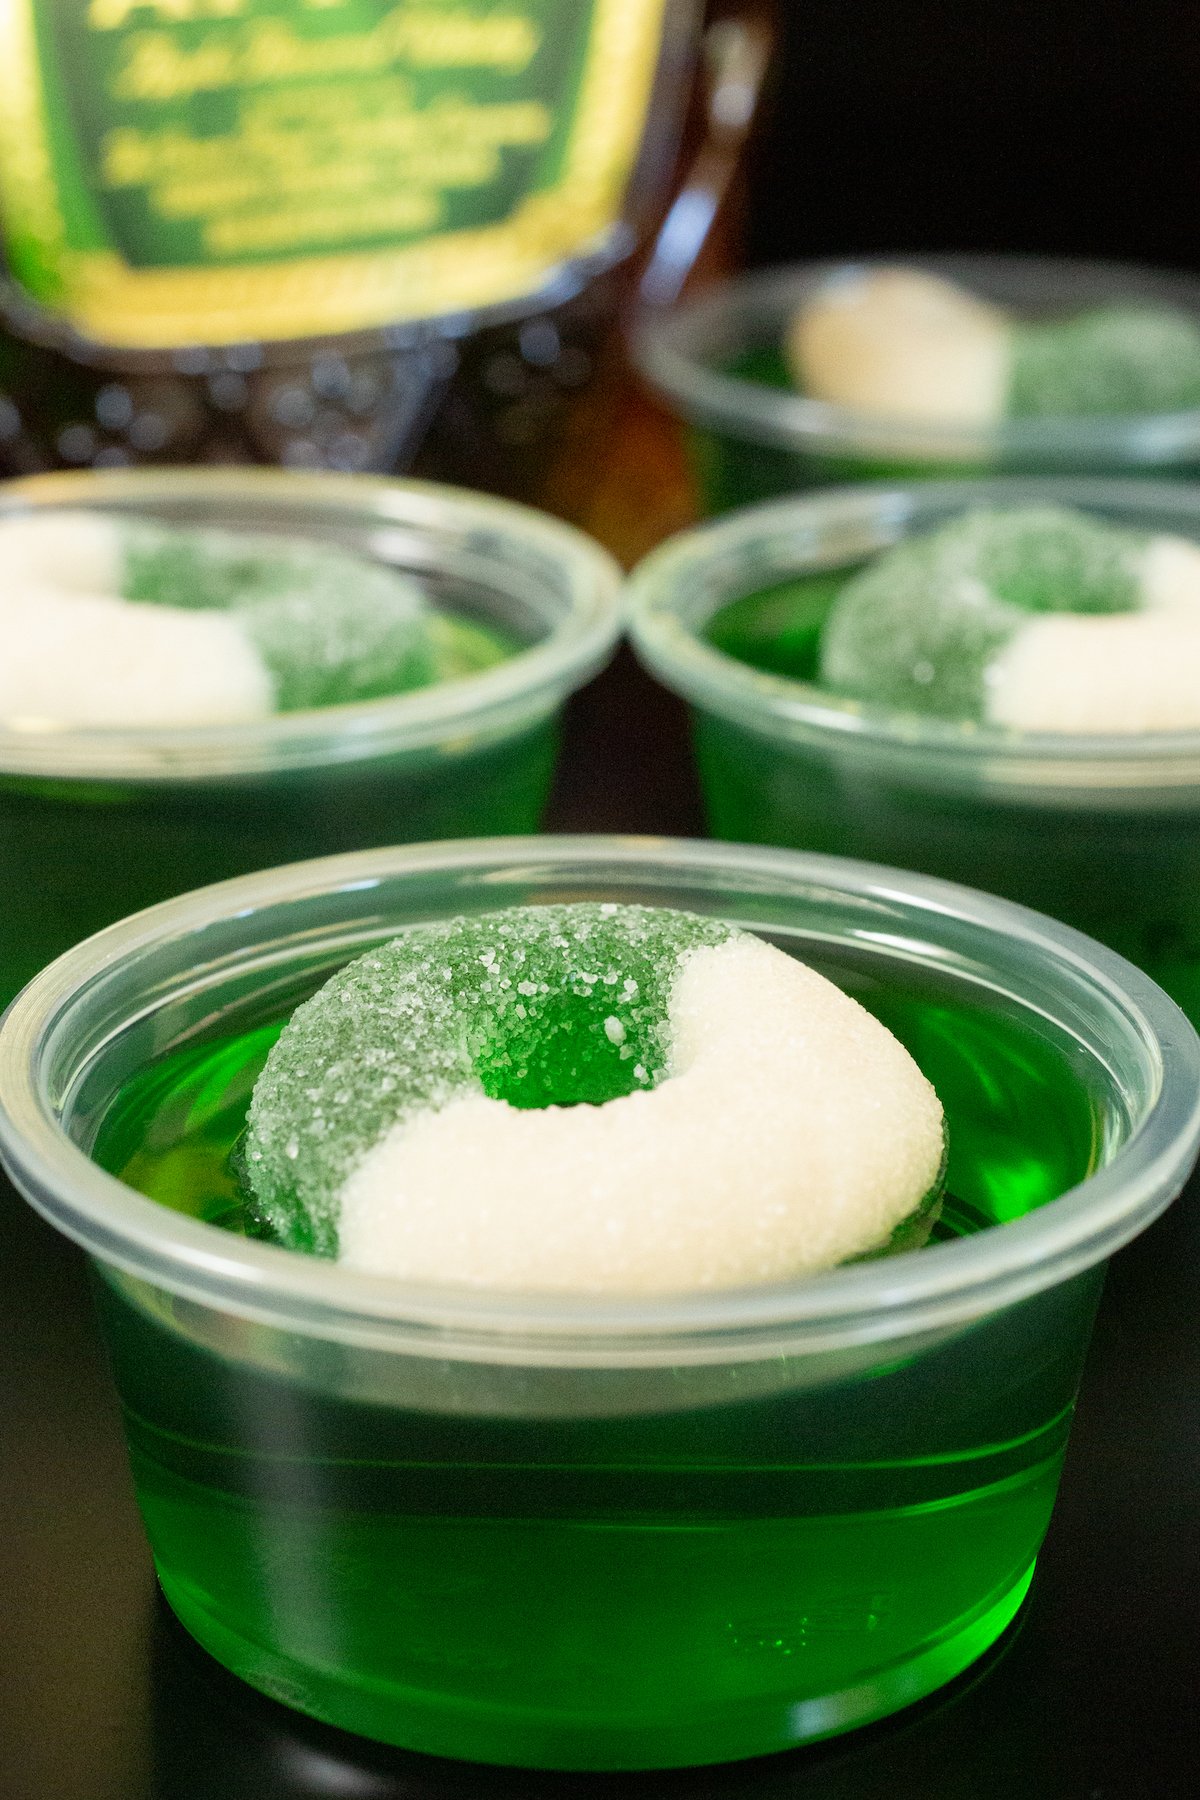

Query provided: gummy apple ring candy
[0,510,434,726]
[788,266,1200,425]
[820,504,1200,734]
[237,903,946,1293]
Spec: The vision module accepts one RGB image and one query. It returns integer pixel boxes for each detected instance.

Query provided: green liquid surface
[704,568,844,683]
[699,578,1200,1021]
[89,949,1105,1766]
[424,612,516,682]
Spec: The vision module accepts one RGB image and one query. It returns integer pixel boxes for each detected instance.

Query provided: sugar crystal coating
[121,521,329,613]
[0,586,273,728]
[336,933,946,1292]
[118,521,435,708]
[819,506,1149,720]
[788,268,1200,423]
[237,903,946,1289]
[238,904,734,1255]
[1009,306,1200,418]
[0,511,443,726]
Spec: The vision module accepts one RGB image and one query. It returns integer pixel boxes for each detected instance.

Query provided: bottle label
[0,0,669,348]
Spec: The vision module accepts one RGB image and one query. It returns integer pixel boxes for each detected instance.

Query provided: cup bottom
[156,1555,1036,1770]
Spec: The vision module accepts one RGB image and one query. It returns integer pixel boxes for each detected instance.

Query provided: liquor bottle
[0,0,703,493]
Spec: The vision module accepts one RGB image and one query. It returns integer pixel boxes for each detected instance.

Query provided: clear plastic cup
[0,469,621,1007]
[628,476,1200,1023]
[632,255,1200,512]
[1,835,1196,1770]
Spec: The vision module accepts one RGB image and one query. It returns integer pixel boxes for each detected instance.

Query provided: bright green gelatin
[89,945,1105,1767]
[700,576,1200,1022]
[705,567,843,681]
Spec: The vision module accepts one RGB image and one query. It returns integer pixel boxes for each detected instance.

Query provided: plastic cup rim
[632,252,1200,460]
[625,474,1200,782]
[1,835,1197,1363]
[0,468,624,780]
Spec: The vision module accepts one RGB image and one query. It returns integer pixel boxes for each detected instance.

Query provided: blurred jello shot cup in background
[628,476,1200,1020]
[0,470,621,1009]
[1,836,1197,1770]
[634,255,1200,512]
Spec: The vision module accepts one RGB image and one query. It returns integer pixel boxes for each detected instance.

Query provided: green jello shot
[628,478,1200,1022]
[633,256,1200,513]
[2,838,1196,1768]
[788,268,1200,427]
[0,469,621,1008]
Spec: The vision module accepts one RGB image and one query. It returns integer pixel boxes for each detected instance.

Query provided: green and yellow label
[0,0,669,347]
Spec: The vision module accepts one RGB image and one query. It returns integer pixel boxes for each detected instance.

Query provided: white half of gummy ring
[0,511,274,727]
[338,935,946,1295]
[985,534,1200,733]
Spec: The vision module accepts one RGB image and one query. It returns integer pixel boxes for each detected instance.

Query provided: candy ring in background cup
[632,255,1200,514]
[628,477,1200,1024]
[1,835,1197,1770]
[0,468,622,1009]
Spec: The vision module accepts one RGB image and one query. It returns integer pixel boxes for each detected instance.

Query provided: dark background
[5,6,1200,1797]
[746,0,1199,270]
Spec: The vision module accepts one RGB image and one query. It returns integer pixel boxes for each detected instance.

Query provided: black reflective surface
[749,0,1200,273]
[2,657,1198,1799]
